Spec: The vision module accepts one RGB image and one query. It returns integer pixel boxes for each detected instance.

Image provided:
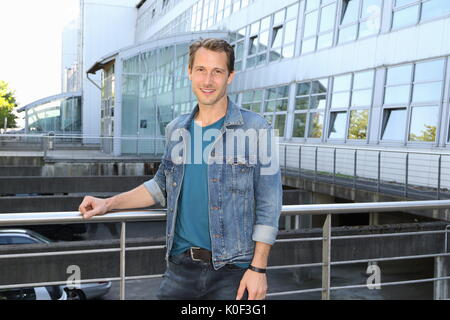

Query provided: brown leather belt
[187,247,212,263]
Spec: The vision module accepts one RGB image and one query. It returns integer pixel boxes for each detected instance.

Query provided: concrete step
[0,176,153,194]
[0,156,44,166]
[0,166,43,176]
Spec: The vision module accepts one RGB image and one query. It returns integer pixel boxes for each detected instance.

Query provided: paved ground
[97,260,433,300]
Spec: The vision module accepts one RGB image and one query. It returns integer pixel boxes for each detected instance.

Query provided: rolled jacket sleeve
[143,178,166,208]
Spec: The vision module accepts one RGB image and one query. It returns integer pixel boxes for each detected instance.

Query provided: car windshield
[28,231,52,244]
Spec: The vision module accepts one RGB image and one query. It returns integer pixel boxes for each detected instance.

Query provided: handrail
[0,133,166,141]
[279,141,450,156]
[0,202,449,300]
[1,200,450,226]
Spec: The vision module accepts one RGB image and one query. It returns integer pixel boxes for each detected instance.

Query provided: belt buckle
[190,247,202,262]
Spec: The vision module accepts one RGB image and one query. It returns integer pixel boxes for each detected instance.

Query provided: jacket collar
[178,96,244,130]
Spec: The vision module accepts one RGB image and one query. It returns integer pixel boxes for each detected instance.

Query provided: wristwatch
[248,265,267,274]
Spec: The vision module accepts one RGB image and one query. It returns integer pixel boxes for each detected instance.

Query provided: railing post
[298,146,302,180]
[120,221,126,300]
[333,148,336,185]
[437,155,442,200]
[315,146,318,183]
[353,149,357,189]
[322,213,331,300]
[405,153,409,198]
[284,144,287,176]
[377,151,381,193]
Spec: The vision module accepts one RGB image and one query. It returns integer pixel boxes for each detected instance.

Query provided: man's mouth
[200,88,216,95]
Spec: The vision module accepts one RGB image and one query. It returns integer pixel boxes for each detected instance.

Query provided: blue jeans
[156,251,248,300]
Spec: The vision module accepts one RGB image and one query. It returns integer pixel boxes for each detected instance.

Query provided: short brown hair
[188,38,235,74]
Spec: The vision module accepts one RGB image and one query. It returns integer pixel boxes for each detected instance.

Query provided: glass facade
[382,58,445,143]
[100,0,450,155]
[392,0,450,29]
[24,96,81,134]
[120,41,201,155]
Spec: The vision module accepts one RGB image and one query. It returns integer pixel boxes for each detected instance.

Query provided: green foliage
[409,124,436,142]
[0,81,18,129]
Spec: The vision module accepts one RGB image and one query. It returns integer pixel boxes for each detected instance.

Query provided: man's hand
[79,196,110,219]
[235,269,268,300]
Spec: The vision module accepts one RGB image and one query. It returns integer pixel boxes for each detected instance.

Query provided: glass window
[274,114,286,137]
[392,4,419,29]
[341,0,359,25]
[334,74,352,91]
[271,26,283,48]
[297,82,311,96]
[339,24,358,43]
[304,11,319,38]
[352,89,372,106]
[362,0,381,19]
[296,97,310,110]
[412,82,442,103]
[386,65,412,85]
[293,113,307,137]
[384,85,410,105]
[286,3,299,20]
[312,78,329,93]
[308,112,324,138]
[409,105,438,141]
[331,92,350,108]
[9,236,37,244]
[421,0,450,22]
[249,36,258,55]
[414,59,445,82]
[284,20,297,44]
[348,109,369,139]
[302,0,336,54]
[354,70,374,89]
[382,108,407,140]
[311,95,327,109]
[264,85,289,137]
[320,3,337,32]
[306,0,321,11]
[329,111,347,139]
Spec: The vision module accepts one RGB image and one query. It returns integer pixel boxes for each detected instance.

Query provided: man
[79,38,282,300]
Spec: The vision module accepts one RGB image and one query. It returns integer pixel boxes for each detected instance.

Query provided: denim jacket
[144,98,282,270]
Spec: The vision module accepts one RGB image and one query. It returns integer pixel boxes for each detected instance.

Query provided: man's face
[188,47,235,107]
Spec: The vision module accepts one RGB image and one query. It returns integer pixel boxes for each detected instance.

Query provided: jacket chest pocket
[224,157,256,194]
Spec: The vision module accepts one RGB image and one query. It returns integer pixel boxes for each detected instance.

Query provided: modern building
[19,0,450,156]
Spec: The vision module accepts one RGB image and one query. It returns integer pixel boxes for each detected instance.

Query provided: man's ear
[227,71,235,85]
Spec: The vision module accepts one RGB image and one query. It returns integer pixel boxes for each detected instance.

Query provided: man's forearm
[106,184,156,211]
[250,241,272,268]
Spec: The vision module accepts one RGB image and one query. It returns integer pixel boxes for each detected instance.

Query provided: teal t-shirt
[170,115,249,269]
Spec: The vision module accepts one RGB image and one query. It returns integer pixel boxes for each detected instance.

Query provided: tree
[0,80,18,129]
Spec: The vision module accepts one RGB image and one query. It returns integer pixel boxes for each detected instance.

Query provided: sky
[0,0,80,126]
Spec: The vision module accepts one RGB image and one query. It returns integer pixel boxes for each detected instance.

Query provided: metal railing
[279,142,450,200]
[0,200,449,300]
[0,133,166,158]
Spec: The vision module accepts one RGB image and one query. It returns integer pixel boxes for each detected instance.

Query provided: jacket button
[172,182,177,187]
[211,178,218,182]
[211,206,220,210]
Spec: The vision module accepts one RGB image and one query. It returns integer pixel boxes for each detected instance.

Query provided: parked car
[0,229,111,300]
[0,286,67,300]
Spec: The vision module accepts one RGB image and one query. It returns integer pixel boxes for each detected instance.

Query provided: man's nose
[204,72,214,85]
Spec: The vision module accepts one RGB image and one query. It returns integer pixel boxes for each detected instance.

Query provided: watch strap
[248,265,267,274]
